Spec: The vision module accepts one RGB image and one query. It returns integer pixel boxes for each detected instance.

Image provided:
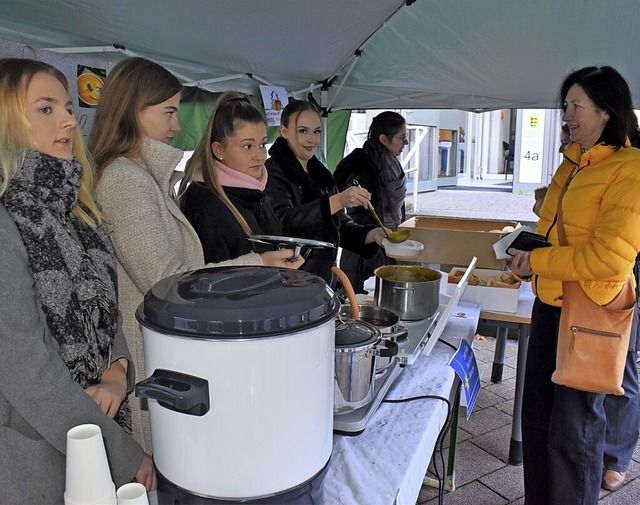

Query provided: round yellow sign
[77,72,103,105]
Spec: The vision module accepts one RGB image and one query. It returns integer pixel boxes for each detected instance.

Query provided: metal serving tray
[395,312,439,365]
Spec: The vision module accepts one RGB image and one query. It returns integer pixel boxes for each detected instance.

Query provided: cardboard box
[399,216,518,269]
[446,268,520,313]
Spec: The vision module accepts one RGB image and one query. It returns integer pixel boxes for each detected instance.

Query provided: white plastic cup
[65,424,117,505]
[117,482,149,504]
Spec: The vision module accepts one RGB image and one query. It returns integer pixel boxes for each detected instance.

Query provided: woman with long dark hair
[334,111,408,292]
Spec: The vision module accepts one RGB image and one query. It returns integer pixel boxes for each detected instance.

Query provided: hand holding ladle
[352,180,410,243]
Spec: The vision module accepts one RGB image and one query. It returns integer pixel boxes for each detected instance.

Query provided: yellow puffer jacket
[532,141,640,306]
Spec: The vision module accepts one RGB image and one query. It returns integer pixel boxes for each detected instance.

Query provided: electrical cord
[382,393,454,505]
[437,337,458,351]
[356,320,468,503]
[381,334,467,503]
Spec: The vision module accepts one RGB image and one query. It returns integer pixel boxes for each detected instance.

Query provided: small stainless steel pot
[339,305,407,373]
[333,319,397,413]
[374,265,442,320]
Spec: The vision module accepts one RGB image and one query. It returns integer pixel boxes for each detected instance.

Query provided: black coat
[265,137,378,285]
[333,147,406,292]
[333,147,406,228]
[181,181,281,264]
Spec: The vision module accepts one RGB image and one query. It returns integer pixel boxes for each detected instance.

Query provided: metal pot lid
[339,304,399,327]
[136,266,339,338]
[335,320,380,349]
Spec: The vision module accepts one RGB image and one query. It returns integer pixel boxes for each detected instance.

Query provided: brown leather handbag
[550,178,636,395]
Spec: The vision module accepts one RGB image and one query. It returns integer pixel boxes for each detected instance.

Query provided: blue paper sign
[448,339,480,419]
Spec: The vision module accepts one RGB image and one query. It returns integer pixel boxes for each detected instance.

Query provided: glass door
[403,125,437,211]
[436,129,459,187]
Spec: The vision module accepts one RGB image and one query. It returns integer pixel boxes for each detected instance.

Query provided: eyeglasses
[395,134,409,142]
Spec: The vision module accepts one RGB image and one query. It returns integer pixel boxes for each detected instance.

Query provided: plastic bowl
[381,238,424,259]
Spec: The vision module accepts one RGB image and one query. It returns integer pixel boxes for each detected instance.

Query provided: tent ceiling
[1,0,639,111]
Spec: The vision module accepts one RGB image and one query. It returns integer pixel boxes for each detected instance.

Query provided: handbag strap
[634,253,640,300]
[556,175,572,246]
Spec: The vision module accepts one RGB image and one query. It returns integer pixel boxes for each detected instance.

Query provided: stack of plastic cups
[117,483,150,505]
[65,424,117,505]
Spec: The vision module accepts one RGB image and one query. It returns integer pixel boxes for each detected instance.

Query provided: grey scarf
[363,139,406,228]
[2,151,130,432]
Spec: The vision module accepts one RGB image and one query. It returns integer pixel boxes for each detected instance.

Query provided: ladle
[353,180,410,243]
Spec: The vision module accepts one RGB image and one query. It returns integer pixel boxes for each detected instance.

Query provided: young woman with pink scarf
[179,92,283,263]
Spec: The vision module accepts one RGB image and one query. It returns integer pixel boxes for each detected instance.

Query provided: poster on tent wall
[0,39,109,141]
[518,109,546,184]
[77,65,106,110]
[259,85,287,127]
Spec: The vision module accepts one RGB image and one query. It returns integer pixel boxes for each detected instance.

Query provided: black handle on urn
[135,369,210,416]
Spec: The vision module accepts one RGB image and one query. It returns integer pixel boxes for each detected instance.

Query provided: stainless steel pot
[334,319,396,413]
[374,265,442,320]
[339,305,407,373]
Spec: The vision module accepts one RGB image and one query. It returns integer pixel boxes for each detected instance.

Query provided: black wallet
[507,231,551,252]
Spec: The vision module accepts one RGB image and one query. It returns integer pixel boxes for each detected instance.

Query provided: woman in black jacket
[334,111,408,292]
[179,92,303,266]
[265,100,385,286]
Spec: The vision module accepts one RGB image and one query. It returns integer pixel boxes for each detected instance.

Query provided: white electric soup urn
[135,266,338,503]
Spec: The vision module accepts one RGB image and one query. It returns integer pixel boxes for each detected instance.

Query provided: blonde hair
[89,57,182,175]
[178,91,267,236]
[0,58,101,227]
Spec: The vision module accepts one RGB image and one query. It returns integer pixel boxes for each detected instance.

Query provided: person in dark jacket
[334,111,408,292]
[179,92,302,266]
[264,100,386,286]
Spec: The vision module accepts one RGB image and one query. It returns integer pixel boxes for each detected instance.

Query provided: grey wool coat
[0,205,143,505]
[95,137,261,453]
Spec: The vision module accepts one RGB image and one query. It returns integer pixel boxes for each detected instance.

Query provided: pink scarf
[214,159,267,191]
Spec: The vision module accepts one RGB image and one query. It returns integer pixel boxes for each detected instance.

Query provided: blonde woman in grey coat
[0,58,155,503]
[89,58,303,453]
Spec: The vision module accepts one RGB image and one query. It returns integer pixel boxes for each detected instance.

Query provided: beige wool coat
[95,138,261,452]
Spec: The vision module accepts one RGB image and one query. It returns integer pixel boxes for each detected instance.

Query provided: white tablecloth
[323,301,480,505]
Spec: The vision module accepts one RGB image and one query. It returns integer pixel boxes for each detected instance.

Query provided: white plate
[382,238,424,259]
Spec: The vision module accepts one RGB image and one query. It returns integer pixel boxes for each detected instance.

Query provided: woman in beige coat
[89,57,303,453]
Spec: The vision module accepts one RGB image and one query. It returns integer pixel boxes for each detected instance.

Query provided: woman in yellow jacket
[509,66,640,505]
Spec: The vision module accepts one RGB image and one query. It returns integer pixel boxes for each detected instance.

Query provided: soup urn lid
[136,266,339,338]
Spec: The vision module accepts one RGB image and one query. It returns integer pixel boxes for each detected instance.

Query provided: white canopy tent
[1,0,639,112]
